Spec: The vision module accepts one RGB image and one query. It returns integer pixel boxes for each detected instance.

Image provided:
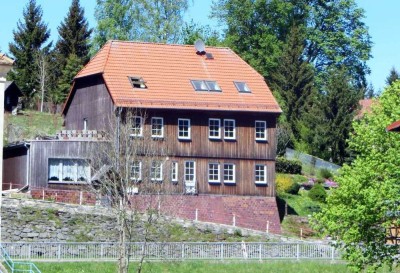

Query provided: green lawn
[34,261,353,273]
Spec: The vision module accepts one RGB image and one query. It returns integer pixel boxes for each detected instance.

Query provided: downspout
[24,142,30,187]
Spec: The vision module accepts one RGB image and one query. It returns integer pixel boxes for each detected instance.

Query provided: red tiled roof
[356,99,376,119]
[70,40,281,113]
[387,120,400,132]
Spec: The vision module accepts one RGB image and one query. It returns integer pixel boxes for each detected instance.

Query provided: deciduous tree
[313,82,400,272]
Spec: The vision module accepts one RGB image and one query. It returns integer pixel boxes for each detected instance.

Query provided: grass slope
[4,110,63,143]
[35,261,354,273]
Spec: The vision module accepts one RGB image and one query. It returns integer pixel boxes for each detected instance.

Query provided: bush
[293,174,308,184]
[318,168,333,179]
[276,157,302,174]
[308,184,327,203]
[276,174,301,195]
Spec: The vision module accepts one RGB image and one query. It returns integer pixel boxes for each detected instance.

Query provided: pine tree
[385,67,399,86]
[8,0,51,107]
[269,24,315,147]
[57,54,83,104]
[56,0,92,66]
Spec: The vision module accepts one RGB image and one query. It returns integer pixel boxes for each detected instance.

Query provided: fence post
[296,244,300,260]
[220,243,224,260]
[232,214,236,227]
[101,244,103,259]
[195,209,198,221]
[331,246,335,261]
[58,244,61,260]
[266,221,269,234]
[259,243,262,261]
[28,244,31,260]
[42,189,45,201]
[79,191,83,205]
[181,243,185,260]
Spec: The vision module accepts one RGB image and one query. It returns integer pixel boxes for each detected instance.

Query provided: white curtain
[48,159,61,181]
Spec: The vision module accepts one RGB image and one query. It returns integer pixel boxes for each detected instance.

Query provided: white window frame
[130,116,143,137]
[151,117,164,138]
[171,161,178,182]
[208,163,220,183]
[208,118,221,139]
[48,158,90,184]
[224,119,236,140]
[234,81,251,93]
[255,164,267,184]
[184,161,196,183]
[223,163,236,184]
[150,161,163,182]
[255,120,267,141]
[130,161,142,182]
[178,118,191,140]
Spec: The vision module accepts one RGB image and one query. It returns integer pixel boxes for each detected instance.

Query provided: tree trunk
[118,201,128,273]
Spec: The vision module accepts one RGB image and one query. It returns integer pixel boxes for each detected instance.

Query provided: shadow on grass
[276,196,298,222]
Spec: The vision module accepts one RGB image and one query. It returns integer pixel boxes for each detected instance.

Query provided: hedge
[276,157,302,174]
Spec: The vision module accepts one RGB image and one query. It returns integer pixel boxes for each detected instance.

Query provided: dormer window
[191,80,222,92]
[234,81,251,93]
[129,76,147,89]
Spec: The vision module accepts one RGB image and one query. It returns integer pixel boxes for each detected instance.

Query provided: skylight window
[234,81,251,93]
[191,80,222,92]
[129,76,147,89]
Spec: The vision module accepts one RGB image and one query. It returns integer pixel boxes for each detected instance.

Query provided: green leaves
[313,82,400,272]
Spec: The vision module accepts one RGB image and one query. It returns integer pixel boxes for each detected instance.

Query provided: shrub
[276,174,293,193]
[308,184,327,203]
[318,168,333,179]
[293,174,308,184]
[287,182,301,195]
[276,157,302,174]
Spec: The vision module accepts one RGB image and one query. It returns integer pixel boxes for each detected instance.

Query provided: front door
[184,161,196,194]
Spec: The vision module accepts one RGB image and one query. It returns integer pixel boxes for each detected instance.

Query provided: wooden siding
[64,75,114,131]
[141,109,278,160]
[29,141,94,188]
[3,145,28,189]
[157,158,275,197]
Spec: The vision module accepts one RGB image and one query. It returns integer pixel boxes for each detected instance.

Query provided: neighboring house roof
[387,120,400,132]
[356,98,376,119]
[65,40,281,114]
[0,53,14,65]
[4,81,22,96]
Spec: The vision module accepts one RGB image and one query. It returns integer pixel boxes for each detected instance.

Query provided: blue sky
[0,0,398,92]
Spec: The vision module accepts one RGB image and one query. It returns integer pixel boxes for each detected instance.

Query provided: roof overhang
[387,120,400,132]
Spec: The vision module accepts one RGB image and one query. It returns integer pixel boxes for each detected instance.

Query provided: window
[234,81,251,93]
[128,76,147,89]
[255,120,267,141]
[223,163,235,184]
[255,164,267,184]
[130,116,143,137]
[178,119,191,140]
[184,161,195,182]
[191,80,221,92]
[208,163,220,183]
[151,161,163,182]
[171,162,178,183]
[224,119,236,140]
[48,159,90,183]
[209,118,221,139]
[130,161,142,182]
[151,117,164,138]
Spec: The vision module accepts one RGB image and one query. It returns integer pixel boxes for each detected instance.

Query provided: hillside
[4,110,64,144]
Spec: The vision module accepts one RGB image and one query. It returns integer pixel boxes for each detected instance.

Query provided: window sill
[48,180,88,184]
[209,137,222,141]
[255,139,268,143]
[224,138,236,142]
[208,181,221,185]
[255,182,268,187]
[224,182,236,185]
[178,137,191,142]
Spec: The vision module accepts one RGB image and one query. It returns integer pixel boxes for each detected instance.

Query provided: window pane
[255,121,267,140]
[255,165,267,183]
[234,81,251,92]
[151,117,163,137]
[184,161,195,182]
[178,119,190,139]
[208,163,220,183]
[62,160,76,181]
[209,119,221,139]
[76,159,89,182]
[224,119,236,139]
[131,116,143,136]
[191,80,208,91]
[205,81,221,91]
[224,164,235,183]
[171,162,178,182]
[48,159,61,181]
[131,161,142,182]
[151,161,162,181]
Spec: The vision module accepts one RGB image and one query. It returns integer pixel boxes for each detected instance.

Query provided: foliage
[56,54,83,104]
[93,0,189,50]
[278,191,321,217]
[308,184,327,203]
[8,0,51,108]
[318,168,333,180]
[181,20,223,46]
[313,82,400,272]
[385,67,399,86]
[276,157,302,174]
[276,174,300,195]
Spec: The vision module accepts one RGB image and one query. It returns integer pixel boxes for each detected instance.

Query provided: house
[4,81,22,113]
[7,41,283,233]
[387,120,400,132]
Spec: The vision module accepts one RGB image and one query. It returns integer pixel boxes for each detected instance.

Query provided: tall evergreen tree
[269,24,315,146]
[93,0,189,50]
[54,0,92,103]
[56,0,93,66]
[385,67,399,86]
[8,0,51,107]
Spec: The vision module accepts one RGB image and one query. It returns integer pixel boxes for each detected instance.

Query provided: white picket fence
[2,242,341,261]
